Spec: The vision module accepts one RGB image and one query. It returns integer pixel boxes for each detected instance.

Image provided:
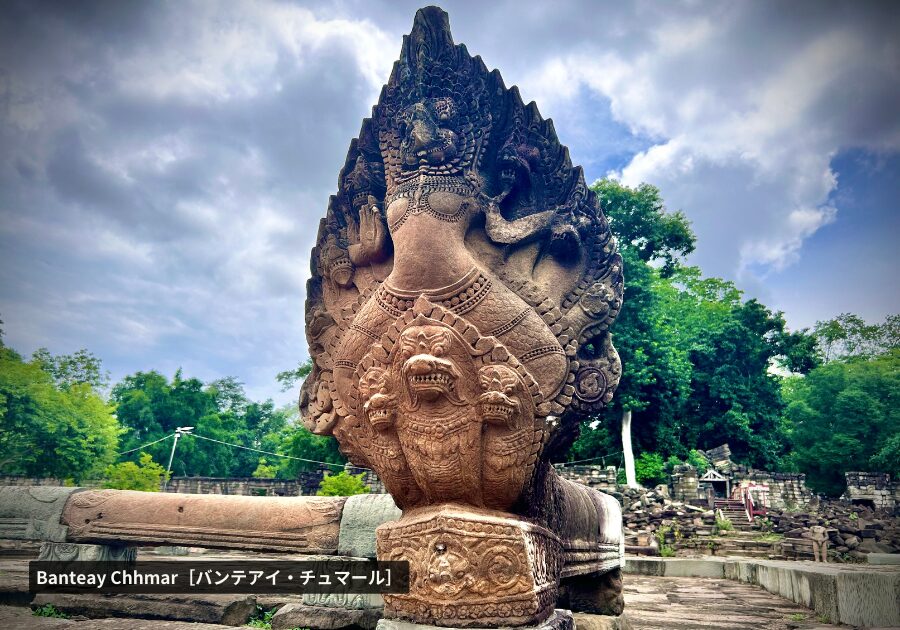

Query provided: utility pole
[163,426,194,491]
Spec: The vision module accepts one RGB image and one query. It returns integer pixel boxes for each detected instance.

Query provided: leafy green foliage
[246,606,278,628]
[665,449,709,474]
[31,347,110,392]
[111,371,300,478]
[0,347,120,481]
[103,452,168,491]
[813,313,898,363]
[573,179,822,472]
[33,604,69,618]
[252,458,279,479]
[274,422,345,476]
[634,452,666,485]
[316,471,370,496]
[715,515,734,532]
[870,433,900,477]
[784,349,899,495]
[276,358,313,392]
[595,179,695,277]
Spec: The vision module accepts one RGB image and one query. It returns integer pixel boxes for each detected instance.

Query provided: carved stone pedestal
[377,505,562,627]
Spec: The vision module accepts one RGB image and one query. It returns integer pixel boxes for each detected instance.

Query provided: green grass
[246,606,277,628]
[788,612,806,621]
[33,604,69,619]
[755,532,784,542]
[715,516,734,532]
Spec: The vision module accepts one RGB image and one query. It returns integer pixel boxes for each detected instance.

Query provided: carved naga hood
[301,6,623,509]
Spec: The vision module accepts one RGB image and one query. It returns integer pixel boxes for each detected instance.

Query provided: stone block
[572,612,633,630]
[0,486,80,542]
[272,603,381,630]
[834,569,900,627]
[722,558,900,628]
[377,609,574,630]
[338,493,401,558]
[303,591,384,609]
[868,553,900,565]
[61,489,345,553]
[30,592,256,625]
[660,558,724,579]
[620,558,664,576]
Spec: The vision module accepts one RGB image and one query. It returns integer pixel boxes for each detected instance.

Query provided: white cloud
[0,0,897,406]
[516,4,899,279]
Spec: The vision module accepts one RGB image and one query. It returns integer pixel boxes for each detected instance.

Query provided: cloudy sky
[1,0,898,404]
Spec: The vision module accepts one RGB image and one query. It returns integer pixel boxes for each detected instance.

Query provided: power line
[187,433,369,471]
[553,451,621,467]
[115,433,175,456]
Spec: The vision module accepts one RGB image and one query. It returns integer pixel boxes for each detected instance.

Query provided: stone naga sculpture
[301,6,624,627]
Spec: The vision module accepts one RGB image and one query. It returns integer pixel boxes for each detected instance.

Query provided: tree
[596,179,695,277]
[276,358,313,392]
[274,419,346,477]
[682,298,797,468]
[316,470,370,496]
[785,348,898,496]
[870,433,900,477]
[251,458,279,479]
[571,179,820,473]
[112,369,292,478]
[31,348,110,392]
[103,453,168,491]
[634,452,666,486]
[571,180,696,482]
[0,346,120,481]
[813,313,898,363]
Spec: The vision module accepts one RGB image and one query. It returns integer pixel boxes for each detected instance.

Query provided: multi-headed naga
[301,7,625,626]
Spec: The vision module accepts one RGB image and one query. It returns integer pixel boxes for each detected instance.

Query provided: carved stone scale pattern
[300,6,625,626]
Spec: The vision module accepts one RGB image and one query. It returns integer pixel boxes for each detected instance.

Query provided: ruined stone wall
[163,476,313,496]
[703,444,733,474]
[845,472,897,509]
[730,467,813,510]
[0,475,101,488]
[554,465,618,492]
[671,465,700,502]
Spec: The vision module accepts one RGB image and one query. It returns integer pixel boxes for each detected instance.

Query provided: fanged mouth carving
[481,402,514,418]
[411,373,453,387]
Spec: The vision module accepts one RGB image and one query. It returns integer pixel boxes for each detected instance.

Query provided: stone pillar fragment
[61,489,346,553]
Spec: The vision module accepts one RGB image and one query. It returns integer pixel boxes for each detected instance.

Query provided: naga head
[496,137,539,204]
[399,325,462,404]
[477,365,522,428]
[549,180,594,261]
[399,97,460,170]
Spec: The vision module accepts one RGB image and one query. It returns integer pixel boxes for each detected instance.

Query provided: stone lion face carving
[477,365,522,428]
[398,325,462,404]
[399,98,460,169]
[321,234,353,288]
[360,366,396,430]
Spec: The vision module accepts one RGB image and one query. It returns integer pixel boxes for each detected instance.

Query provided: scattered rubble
[615,485,900,562]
